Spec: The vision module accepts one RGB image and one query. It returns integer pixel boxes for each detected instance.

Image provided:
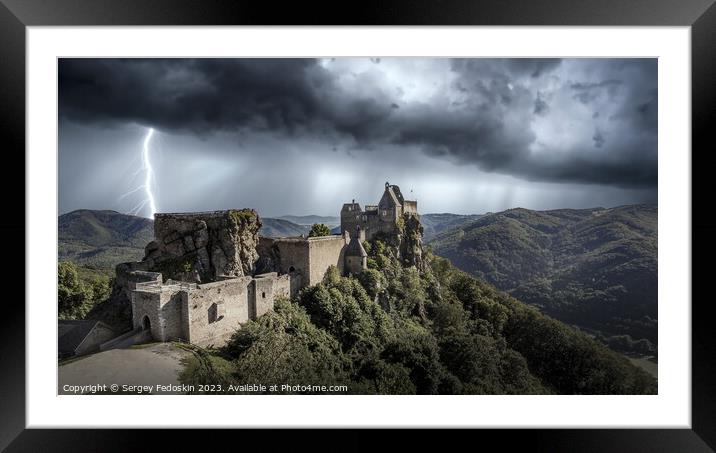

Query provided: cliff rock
[143,209,262,282]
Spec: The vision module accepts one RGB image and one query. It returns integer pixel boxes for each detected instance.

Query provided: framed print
[3,0,715,450]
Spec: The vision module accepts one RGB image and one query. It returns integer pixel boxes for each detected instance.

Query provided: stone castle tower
[340,182,418,241]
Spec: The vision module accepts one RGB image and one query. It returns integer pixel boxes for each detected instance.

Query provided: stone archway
[142,315,151,331]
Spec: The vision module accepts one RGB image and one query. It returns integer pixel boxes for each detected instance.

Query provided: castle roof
[390,185,405,204]
[341,202,362,212]
[346,237,368,257]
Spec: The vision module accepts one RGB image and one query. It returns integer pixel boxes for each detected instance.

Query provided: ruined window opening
[208,302,225,323]
[142,315,151,331]
[262,292,266,298]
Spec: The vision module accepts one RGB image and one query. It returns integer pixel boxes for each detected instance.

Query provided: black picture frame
[2,0,714,450]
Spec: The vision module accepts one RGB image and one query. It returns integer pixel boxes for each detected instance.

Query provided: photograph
[57,57,659,396]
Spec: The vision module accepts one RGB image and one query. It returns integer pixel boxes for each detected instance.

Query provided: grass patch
[128,341,162,349]
[176,343,238,393]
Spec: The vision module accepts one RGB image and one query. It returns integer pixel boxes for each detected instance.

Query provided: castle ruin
[341,182,418,241]
[117,182,418,348]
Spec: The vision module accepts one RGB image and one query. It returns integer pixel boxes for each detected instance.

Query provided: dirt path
[58,343,192,395]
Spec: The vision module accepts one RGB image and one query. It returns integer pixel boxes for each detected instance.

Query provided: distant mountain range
[260,218,310,237]
[427,204,658,353]
[277,215,339,227]
[420,213,485,240]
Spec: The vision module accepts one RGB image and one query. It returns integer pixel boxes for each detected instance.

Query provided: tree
[308,223,331,237]
[58,261,111,320]
[357,268,387,299]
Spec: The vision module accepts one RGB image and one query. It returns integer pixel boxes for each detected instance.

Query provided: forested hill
[427,204,658,355]
[420,213,484,241]
[185,223,657,395]
[59,210,154,269]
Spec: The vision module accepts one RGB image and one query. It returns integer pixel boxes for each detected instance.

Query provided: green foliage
[177,343,239,392]
[200,222,656,395]
[308,223,332,237]
[223,297,348,392]
[502,300,657,394]
[229,208,258,225]
[380,321,445,394]
[58,261,111,320]
[297,266,394,353]
[356,268,386,299]
[395,215,406,232]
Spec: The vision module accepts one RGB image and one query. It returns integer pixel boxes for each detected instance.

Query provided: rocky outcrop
[399,213,425,271]
[372,213,426,272]
[142,209,262,283]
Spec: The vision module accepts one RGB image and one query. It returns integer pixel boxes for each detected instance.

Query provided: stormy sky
[58,58,657,218]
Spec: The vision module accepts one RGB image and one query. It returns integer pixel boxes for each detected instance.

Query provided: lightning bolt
[121,127,158,218]
[142,128,157,218]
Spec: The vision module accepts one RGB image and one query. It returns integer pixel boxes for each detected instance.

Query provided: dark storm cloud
[593,129,606,148]
[571,79,622,104]
[59,59,329,134]
[534,92,549,115]
[59,57,657,188]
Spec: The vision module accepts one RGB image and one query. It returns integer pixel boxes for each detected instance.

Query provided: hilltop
[428,204,658,354]
[59,210,154,269]
[278,215,339,227]
[420,213,484,241]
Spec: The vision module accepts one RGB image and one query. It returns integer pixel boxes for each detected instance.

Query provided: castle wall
[115,262,152,299]
[130,268,296,348]
[403,200,418,214]
[162,291,186,341]
[183,277,253,348]
[345,255,366,276]
[133,289,186,342]
[131,290,162,340]
[254,272,289,318]
[270,238,310,277]
[307,235,347,286]
[258,236,347,288]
